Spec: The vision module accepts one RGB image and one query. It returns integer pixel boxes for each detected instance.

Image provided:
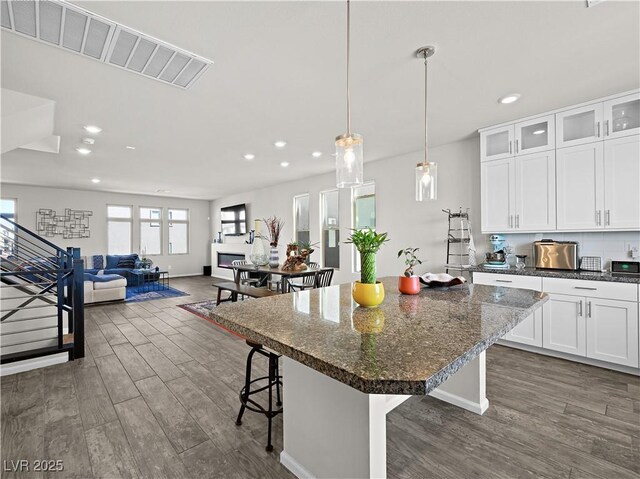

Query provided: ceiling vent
[1,0,212,89]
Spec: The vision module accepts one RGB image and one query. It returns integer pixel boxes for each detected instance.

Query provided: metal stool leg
[275,357,282,407]
[236,347,257,426]
[266,354,275,452]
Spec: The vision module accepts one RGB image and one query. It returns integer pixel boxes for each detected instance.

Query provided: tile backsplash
[495,232,640,270]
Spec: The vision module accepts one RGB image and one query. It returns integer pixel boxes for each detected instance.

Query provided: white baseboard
[280,451,315,479]
[0,353,68,377]
[429,389,489,415]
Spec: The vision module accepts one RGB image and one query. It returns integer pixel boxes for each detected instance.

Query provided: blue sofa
[84,254,143,286]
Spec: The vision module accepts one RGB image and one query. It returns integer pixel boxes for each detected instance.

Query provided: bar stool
[236,340,283,452]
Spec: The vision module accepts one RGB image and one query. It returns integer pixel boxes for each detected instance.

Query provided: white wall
[1,184,211,276]
[211,137,486,285]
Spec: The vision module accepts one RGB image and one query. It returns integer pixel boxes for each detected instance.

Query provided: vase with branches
[262,216,284,268]
[346,228,389,307]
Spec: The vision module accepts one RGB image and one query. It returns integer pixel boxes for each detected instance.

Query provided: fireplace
[217,252,246,269]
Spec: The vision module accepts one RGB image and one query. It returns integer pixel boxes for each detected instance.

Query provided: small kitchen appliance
[533,240,579,270]
[484,234,509,269]
[611,260,640,277]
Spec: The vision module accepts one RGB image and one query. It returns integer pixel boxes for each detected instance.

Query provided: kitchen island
[211,277,547,479]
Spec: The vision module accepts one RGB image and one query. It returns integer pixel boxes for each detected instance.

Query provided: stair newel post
[56,251,65,350]
[72,253,85,359]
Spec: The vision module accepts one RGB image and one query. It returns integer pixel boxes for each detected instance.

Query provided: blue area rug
[126,285,188,302]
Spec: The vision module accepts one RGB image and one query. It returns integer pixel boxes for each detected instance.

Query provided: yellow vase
[352,281,385,308]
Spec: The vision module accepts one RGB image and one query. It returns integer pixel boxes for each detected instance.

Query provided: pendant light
[415,46,437,201]
[335,0,363,188]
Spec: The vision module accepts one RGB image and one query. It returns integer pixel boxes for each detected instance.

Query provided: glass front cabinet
[604,93,640,139]
[480,125,513,161]
[514,115,555,156]
[556,103,604,148]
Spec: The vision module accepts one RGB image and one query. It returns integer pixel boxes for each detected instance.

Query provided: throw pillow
[92,255,104,269]
[117,257,136,269]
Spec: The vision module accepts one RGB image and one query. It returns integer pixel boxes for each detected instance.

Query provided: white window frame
[139,206,163,256]
[320,188,340,270]
[0,198,18,256]
[168,208,189,255]
[293,193,310,245]
[107,204,133,255]
[351,182,376,273]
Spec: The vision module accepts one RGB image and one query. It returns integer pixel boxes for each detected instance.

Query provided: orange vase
[398,275,421,295]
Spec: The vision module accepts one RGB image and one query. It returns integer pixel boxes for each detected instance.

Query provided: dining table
[232,263,325,293]
[210,276,548,479]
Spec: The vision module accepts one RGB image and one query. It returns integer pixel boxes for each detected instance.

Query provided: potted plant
[298,240,319,264]
[346,228,389,308]
[397,247,422,295]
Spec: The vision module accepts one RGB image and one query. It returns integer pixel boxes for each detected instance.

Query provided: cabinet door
[504,309,543,347]
[586,298,639,367]
[556,103,604,148]
[481,158,515,233]
[514,151,556,231]
[480,125,514,162]
[543,293,586,356]
[603,93,640,139]
[603,135,640,229]
[556,143,604,230]
[515,115,555,156]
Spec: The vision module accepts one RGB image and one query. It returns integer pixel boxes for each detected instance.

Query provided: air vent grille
[1,0,212,89]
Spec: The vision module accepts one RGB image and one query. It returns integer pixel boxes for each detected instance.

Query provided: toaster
[533,240,579,270]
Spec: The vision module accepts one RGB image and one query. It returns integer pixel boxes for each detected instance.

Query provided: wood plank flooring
[1,276,638,478]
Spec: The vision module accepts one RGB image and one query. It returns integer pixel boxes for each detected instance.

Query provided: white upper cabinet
[603,135,640,229]
[556,143,603,231]
[514,151,556,231]
[481,158,514,232]
[514,115,555,156]
[604,92,640,139]
[556,103,603,148]
[480,125,513,162]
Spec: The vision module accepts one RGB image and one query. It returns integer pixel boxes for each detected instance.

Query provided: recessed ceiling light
[243,153,255,160]
[125,145,136,150]
[312,151,323,158]
[82,138,95,145]
[84,125,102,134]
[91,178,101,183]
[498,94,521,104]
[533,129,546,135]
[280,161,290,167]
[274,141,287,148]
[76,147,92,155]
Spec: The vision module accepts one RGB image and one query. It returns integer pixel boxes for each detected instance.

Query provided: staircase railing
[0,215,84,364]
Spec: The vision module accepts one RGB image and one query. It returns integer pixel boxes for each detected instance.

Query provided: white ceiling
[1,1,639,200]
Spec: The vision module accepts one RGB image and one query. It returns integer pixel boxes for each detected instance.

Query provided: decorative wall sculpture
[36,208,93,239]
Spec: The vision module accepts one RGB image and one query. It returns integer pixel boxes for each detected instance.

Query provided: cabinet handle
[605,120,610,136]
[578,301,583,317]
[605,210,610,226]
[587,301,592,318]
[516,214,520,229]
[515,139,519,154]
[509,215,513,228]
[596,210,601,226]
[495,279,513,283]
[509,141,512,155]
[573,286,597,291]
[596,121,601,138]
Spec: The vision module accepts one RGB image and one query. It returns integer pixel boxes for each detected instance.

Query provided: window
[140,207,162,255]
[168,208,189,255]
[0,198,17,256]
[320,189,340,269]
[107,205,132,255]
[293,194,310,245]
[352,183,376,272]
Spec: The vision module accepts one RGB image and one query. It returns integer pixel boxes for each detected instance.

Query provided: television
[220,203,247,236]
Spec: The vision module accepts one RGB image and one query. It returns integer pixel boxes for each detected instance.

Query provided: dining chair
[314,268,334,288]
[285,262,319,292]
[232,260,260,286]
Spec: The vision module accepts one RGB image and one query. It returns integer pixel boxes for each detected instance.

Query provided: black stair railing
[0,215,84,364]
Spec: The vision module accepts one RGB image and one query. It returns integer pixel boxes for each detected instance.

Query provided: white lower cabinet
[542,293,586,356]
[586,298,639,367]
[474,273,640,369]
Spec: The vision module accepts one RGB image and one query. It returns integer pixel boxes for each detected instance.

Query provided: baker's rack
[443,208,471,276]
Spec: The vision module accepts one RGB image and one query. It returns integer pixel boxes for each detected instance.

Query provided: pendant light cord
[423,54,428,164]
[346,0,351,136]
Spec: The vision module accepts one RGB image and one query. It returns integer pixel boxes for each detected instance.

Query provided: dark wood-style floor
[1,276,638,478]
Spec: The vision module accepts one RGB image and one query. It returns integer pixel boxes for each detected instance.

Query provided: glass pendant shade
[335,133,364,188]
[415,162,437,201]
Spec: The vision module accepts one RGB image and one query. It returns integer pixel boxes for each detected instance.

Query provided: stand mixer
[484,235,510,269]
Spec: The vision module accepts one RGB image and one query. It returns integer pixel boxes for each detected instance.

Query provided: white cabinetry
[603,136,640,229]
[586,298,638,367]
[481,151,556,233]
[473,273,543,347]
[603,92,640,139]
[542,293,586,356]
[480,126,514,162]
[556,103,603,148]
[481,116,555,162]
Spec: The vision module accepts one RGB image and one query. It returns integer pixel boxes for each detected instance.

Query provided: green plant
[397,248,422,277]
[346,228,389,284]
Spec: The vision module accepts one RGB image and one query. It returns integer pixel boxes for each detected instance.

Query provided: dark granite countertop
[469,266,640,284]
[210,277,547,395]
